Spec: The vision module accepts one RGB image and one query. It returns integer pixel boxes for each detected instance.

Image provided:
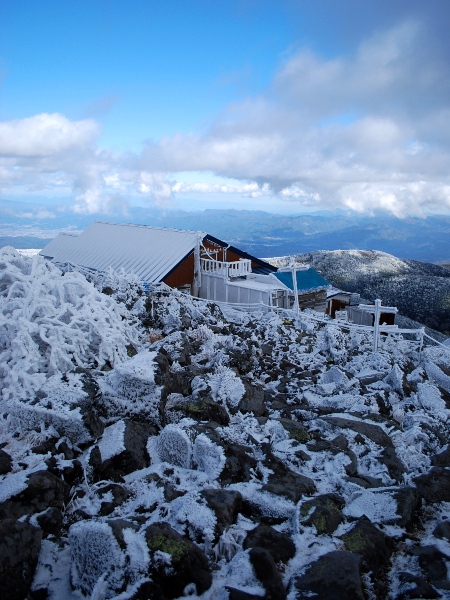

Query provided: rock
[226,589,265,600]
[98,483,131,516]
[45,456,83,486]
[384,364,404,395]
[379,446,406,482]
[321,416,393,447]
[345,475,384,489]
[243,523,295,563]
[340,516,392,583]
[0,519,42,600]
[249,547,286,599]
[238,380,267,417]
[393,486,421,529]
[278,418,310,443]
[220,445,257,485]
[397,572,442,599]
[262,447,315,503]
[0,470,70,520]
[31,437,58,455]
[0,448,12,475]
[99,420,157,481]
[299,494,344,534]
[411,545,449,582]
[414,467,450,503]
[431,446,450,467]
[291,550,364,600]
[433,521,450,542]
[82,409,105,439]
[36,506,63,536]
[201,488,242,540]
[145,522,212,599]
[169,395,230,425]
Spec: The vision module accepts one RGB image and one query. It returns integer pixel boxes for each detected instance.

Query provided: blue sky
[1,0,450,217]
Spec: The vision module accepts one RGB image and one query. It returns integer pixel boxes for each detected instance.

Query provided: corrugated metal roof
[273,268,329,292]
[39,222,204,283]
[39,232,80,259]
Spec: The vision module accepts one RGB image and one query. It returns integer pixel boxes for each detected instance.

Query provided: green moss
[288,429,310,443]
[147,534,186,562]
[341,529,367,554]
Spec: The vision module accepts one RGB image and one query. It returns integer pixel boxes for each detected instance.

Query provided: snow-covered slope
[1,248,450,600]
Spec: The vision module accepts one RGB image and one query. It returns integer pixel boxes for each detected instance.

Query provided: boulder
[145,522,212,599]
[0,470,70,520]
[220,445,257,486]
[0,448,12,475]
[243,523,295,563]
[278,418,310,443]
[201,488,242,540]
[299,494,344,534]
[0,519,42,600]
[249,546,286,599]
[36,506,63,536]
[291,550,364,600]
[98,420,157,481]
[431,446,450,467]
[320,416,393,447]
[340,515,392,593]
[414,467,450,503]
[262,447,315,502]
[411,545,449,582]
[433,521,450,542]
[168,395,230,425]
[238,381,267,417]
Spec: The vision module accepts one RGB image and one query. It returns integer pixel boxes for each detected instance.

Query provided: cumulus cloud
[2,20,450,215]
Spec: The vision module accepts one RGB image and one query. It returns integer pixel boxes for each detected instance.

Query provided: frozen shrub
[69,521,126,597]
[207,365,245,409]
[99,351,161,422]
[324,324,348,364]
[152,424,192,468]
[0,248,140,403]
[193,434,225,479]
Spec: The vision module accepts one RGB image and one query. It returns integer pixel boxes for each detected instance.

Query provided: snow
[98,420,126,461]
[1,250,449,599]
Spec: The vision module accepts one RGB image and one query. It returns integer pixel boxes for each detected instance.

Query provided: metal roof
[39,221,204,283]
[39,232,80,259]
[273,268,329,292]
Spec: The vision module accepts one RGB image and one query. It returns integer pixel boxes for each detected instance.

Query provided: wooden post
[373,299,381,352]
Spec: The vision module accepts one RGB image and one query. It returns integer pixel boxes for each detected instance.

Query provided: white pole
[373,298,381,352]
[291,259,300,314]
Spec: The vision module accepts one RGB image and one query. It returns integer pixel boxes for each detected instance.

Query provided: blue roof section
[273,268,329,292]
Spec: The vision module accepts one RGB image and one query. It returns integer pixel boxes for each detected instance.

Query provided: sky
[1,0,450,218]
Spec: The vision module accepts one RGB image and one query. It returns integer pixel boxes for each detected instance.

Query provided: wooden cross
[357,299,398,352]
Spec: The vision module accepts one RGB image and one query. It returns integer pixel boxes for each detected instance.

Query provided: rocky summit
[1,247,450,599]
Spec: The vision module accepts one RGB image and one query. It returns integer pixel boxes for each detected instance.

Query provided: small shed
[272,268,329,312]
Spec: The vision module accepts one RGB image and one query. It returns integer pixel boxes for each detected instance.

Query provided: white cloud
[2,21,450,216]
[0,113,98,157]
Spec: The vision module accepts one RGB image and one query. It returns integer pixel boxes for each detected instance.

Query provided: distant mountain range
[1,199,450,263]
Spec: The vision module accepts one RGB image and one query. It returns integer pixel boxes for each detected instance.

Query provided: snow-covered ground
[1,247,450,600]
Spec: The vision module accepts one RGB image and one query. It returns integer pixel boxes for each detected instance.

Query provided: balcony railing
[200,257,252,278]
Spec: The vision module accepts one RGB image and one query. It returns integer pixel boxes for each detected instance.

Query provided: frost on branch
[0,248,140,403]
[193,433,225,479]
[151,424,192,468]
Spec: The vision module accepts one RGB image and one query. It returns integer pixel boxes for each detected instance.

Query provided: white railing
[200,258,252,278]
